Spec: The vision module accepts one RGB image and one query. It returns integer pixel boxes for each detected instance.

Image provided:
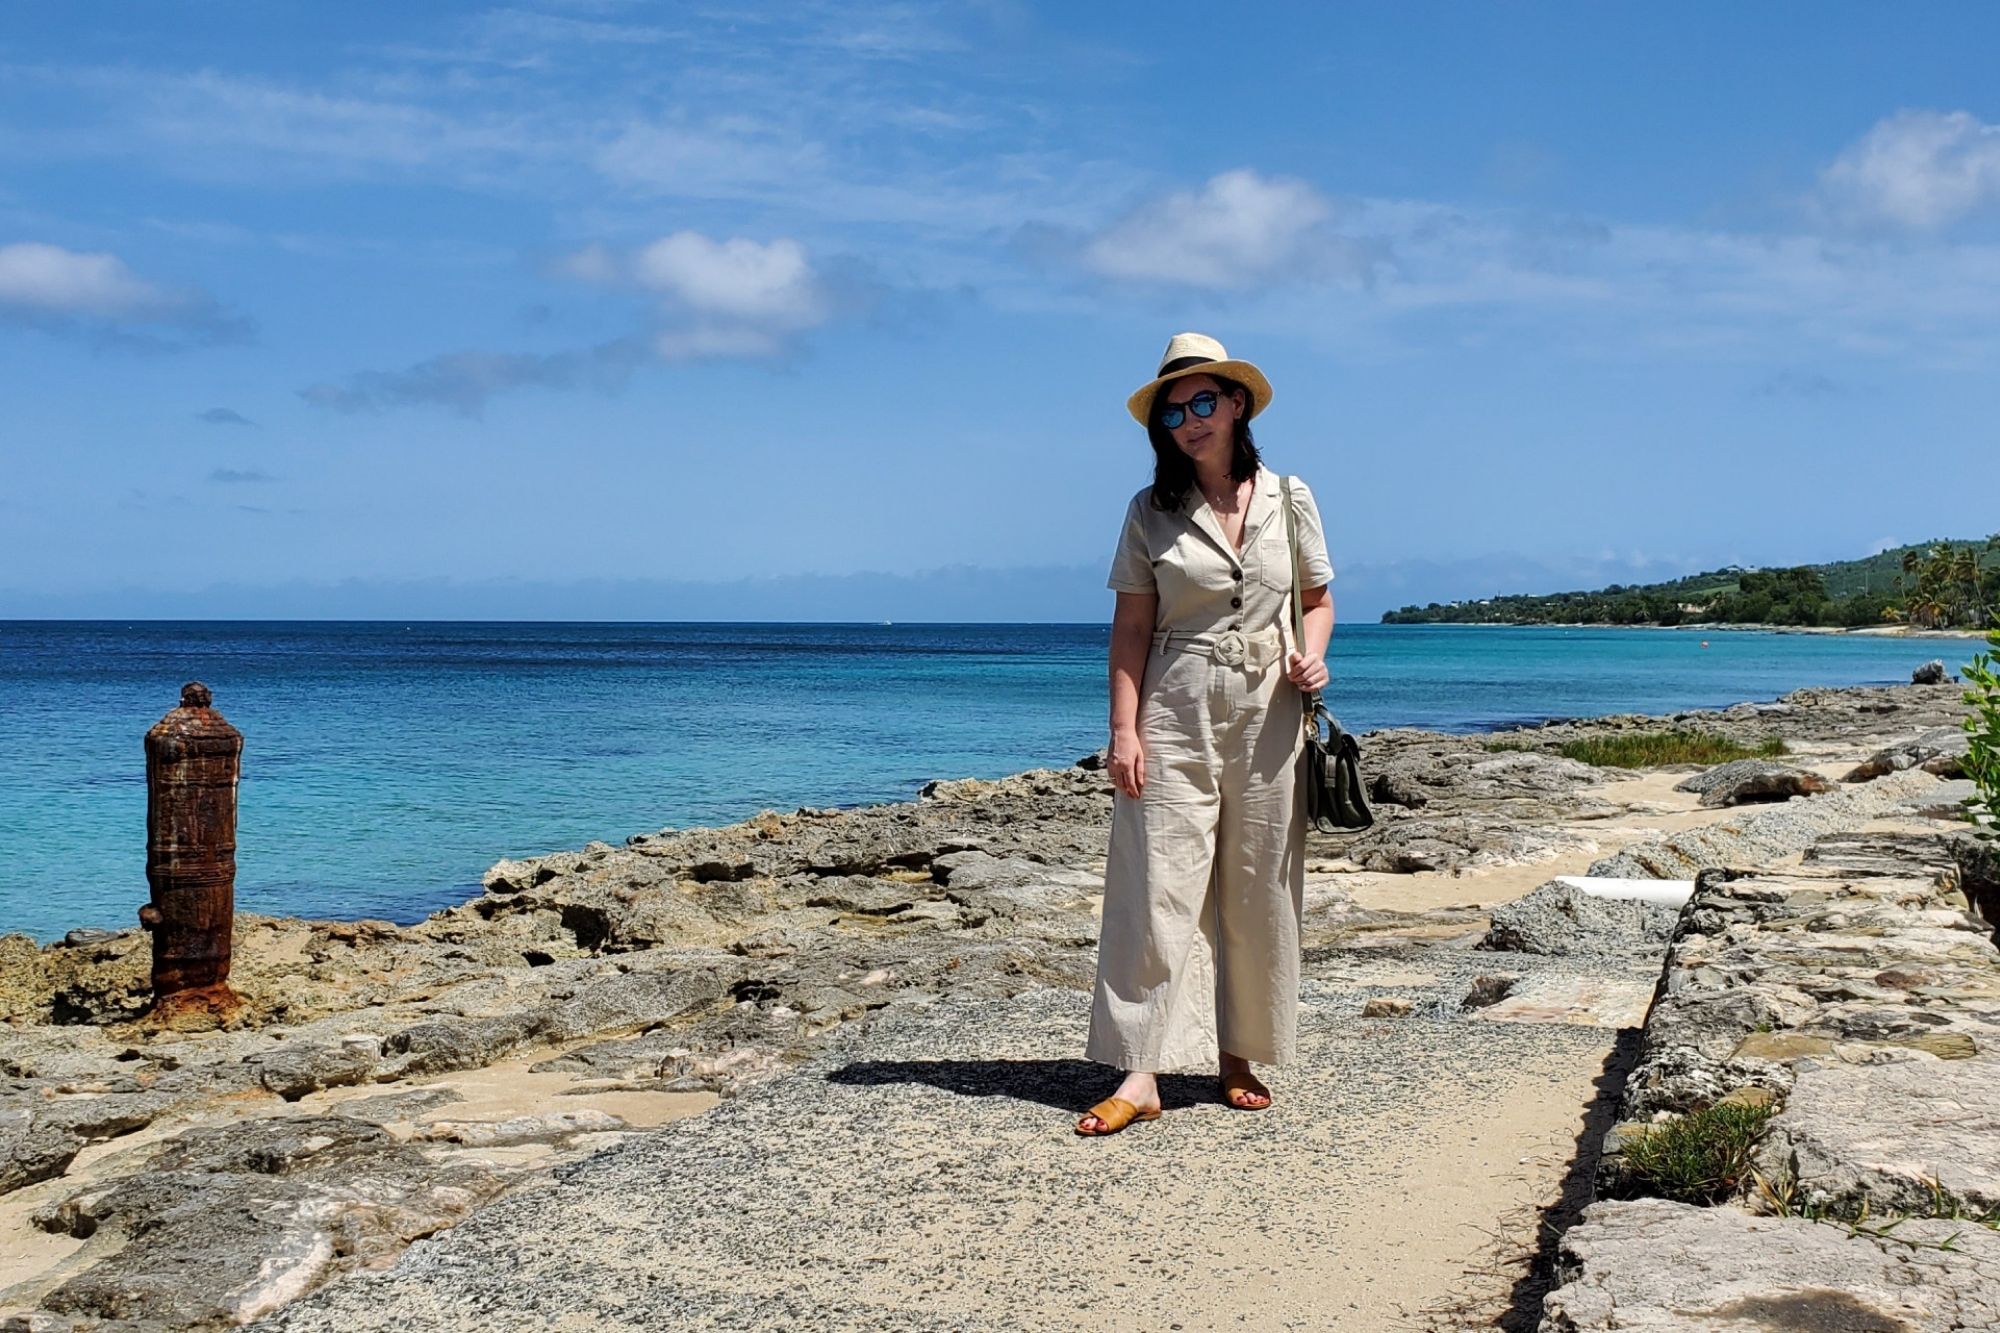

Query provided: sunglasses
[1158,389,1222,431]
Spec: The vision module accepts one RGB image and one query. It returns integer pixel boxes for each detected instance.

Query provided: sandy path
[262,947,1643,1332]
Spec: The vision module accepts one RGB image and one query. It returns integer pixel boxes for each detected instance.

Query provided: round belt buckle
[1213,630,1246,667]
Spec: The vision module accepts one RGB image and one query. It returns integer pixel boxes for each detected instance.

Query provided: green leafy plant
[1966,631,2000,838]
[1621,1101,1775,1204]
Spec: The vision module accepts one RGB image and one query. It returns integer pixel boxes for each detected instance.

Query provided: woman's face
[1160,373,1243,470]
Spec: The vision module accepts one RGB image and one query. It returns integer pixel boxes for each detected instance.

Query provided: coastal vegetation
[1486,731,1788,769]
[1384,536,2000,629]
[1966,630,2000,836]
[1619,1100,1776,1205]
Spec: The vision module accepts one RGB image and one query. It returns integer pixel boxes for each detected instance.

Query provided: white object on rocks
[1554,875,1696,908]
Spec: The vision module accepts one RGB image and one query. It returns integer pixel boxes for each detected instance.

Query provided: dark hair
[1146,373,1263,512]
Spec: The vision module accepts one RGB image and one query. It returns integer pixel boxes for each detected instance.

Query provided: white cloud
[631,232,825,326]
[1082,169,1356,289]
[306,230,837,414]
[1023,174,2000,368]
[555,231,831,362]
[1819,110,2000,230]
[0,241,175,317]
[0,240,247,346]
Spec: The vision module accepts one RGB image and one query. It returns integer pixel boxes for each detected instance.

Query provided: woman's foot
[1219,1051,1270,1110]
[1076,1070,1161,1134]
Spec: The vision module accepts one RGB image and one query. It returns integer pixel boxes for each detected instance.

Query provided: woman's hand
[1107,726,1147,799]
[1286,651,1329,693]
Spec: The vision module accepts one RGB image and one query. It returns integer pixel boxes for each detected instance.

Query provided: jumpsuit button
[1232,569,1243,581]
[1229,596,1242,609]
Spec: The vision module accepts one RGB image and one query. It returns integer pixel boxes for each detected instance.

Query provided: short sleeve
[1106,492,1156,593]
[1289,478,1335,589]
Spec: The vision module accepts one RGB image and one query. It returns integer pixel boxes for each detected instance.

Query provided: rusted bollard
[141,682,242,1019]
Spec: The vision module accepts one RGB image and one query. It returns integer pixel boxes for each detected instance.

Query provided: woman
[1077,332,1334,1136]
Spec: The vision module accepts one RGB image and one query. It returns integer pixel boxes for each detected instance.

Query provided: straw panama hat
[1125,331,1274,426]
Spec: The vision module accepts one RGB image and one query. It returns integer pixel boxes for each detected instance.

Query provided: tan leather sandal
[1074,1097,1161,1136]
[1221,1071,1271,1111]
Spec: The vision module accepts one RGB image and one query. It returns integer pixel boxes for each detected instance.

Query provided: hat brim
[1126,359,1273,426]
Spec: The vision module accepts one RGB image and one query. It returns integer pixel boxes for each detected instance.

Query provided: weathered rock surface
[1585,768,1944,880]
[0,1108,83,1196]
[1344,812,1600,874]
[31,1116,514,1329]
[1540,1197,2000,1332]
[1542,819,2000,1332]
[1672,758,1834,807]
[1617,832,1989,1125]
[1844,725,1969,781]
[1484,882,1677,957]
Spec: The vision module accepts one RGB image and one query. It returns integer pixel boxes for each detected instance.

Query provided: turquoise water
[0,621,1970,941]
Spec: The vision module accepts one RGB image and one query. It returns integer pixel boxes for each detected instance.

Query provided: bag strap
[1281,475,1304,660]
[1280,476,1324,732]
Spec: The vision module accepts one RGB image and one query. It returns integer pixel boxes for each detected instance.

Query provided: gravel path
[267,955,1624,1332]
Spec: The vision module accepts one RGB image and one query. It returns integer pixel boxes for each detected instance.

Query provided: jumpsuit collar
[1182,466,1281,565]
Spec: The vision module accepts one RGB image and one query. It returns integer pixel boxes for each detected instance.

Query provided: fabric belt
[1151,626,1283,670]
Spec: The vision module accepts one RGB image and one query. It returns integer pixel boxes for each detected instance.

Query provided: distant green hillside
[1382,537,2000,629]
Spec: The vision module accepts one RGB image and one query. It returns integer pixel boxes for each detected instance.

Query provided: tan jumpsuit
[1087,466,1335,1072]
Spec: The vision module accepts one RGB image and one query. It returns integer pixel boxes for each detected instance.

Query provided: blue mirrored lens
[1160,391,1220,430]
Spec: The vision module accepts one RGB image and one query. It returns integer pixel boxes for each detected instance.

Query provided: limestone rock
[1348,815,1596,874]
[1765,1056,2000,1216]
[0,1107,82,1197]
[1845,727,1969,782]
[1912,659,1948,685]
[250,1039,382,1101]
[1461,975,1519,1010]
[417,1109,624,1146]
[33,1115,510,1328]
[1587,770,1943,881]
[1541,1197,2000,1332]
[1674,759,1834,808]
[480,857,546,894]
[1361,997,1411,1018]
[1483,882,1676,957]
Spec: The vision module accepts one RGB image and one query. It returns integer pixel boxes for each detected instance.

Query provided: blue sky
[3,2,1997,621]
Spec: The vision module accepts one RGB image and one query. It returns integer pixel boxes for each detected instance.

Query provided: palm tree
[1897,548,1925,621]
[1950,547,1982,626]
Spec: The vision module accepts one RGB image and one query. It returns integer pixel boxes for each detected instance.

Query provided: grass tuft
[1622,1101,1775,1205]
[1485,730,1789,769]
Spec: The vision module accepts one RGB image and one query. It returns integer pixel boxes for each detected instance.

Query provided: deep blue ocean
[0,620,1972,941]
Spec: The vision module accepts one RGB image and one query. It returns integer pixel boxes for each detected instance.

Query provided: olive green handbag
[1281,477,1373,832]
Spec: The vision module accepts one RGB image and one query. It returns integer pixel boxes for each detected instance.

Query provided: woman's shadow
[825,1057,1214,1112]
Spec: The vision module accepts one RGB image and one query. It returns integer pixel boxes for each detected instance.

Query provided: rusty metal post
[141,682,242,1018]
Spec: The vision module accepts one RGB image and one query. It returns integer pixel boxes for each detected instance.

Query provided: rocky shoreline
[0,677,1981,1330]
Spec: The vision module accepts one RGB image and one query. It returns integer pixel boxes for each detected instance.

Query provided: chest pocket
[1252,518,1294,594]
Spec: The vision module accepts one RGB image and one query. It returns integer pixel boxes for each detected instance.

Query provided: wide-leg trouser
[1085,631,1306,1072]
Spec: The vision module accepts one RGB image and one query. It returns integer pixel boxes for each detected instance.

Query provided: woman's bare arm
[1107,590,1156,798]
[1287,584,1334,691]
